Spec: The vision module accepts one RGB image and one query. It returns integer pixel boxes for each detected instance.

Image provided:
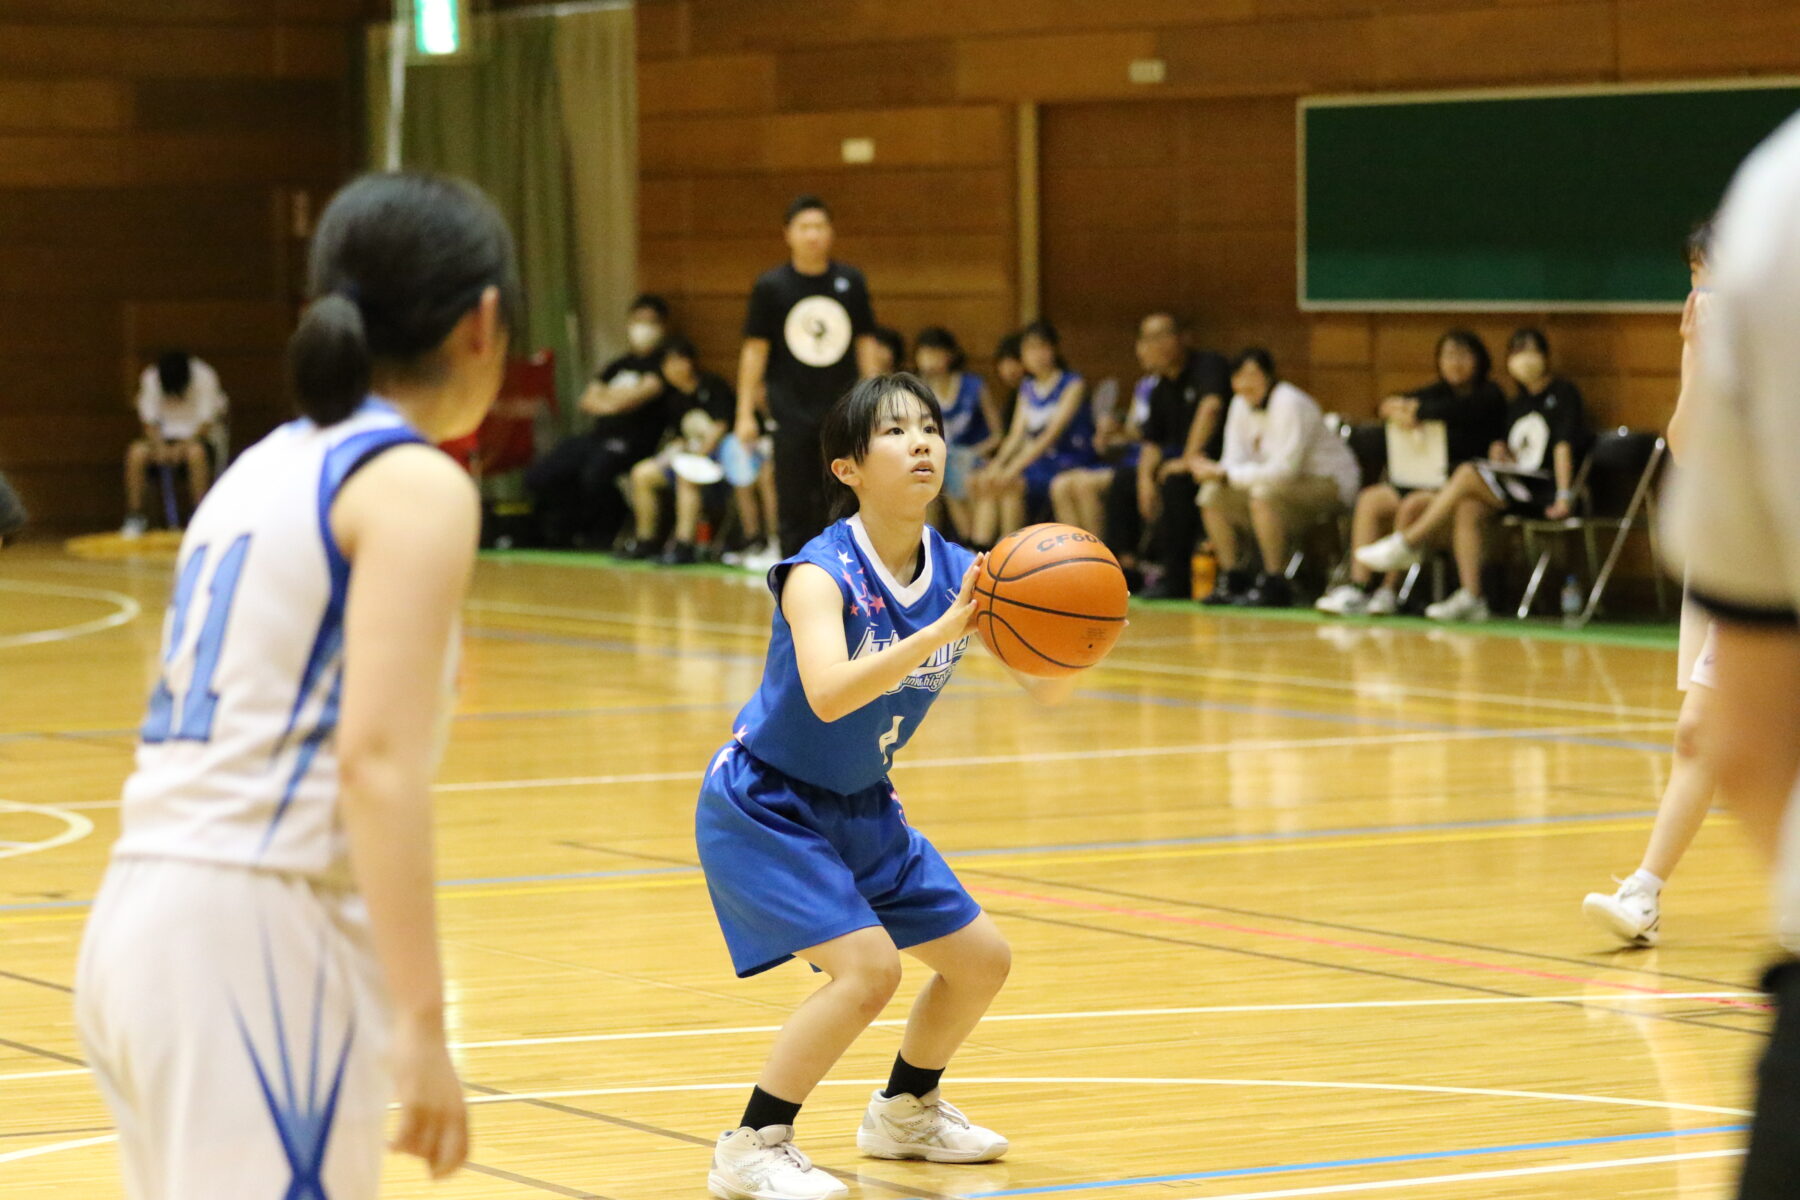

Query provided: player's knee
[1673,706,1707,761]
[964,934,1012,994]
[843,954,902,1016]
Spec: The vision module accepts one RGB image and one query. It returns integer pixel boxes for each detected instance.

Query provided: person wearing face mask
[524,294,671,547]
[1191,349,1360,607]
[1316,329,1506,615]
[1353,328,1588,621]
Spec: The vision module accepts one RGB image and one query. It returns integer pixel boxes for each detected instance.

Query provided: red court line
[972,885,1768,1012]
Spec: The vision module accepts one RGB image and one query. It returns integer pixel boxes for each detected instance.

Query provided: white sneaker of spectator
[1354,532,1422,574]
[1315,583,1370,614]
[741,542,783,574]
[1365,586,1399,615]
[1424,588,1489,622]
[120,514,147,540]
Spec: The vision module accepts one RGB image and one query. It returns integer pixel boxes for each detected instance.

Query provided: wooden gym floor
[0,541,1771,1199]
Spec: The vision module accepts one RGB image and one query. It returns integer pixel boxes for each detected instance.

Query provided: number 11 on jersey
[141,534,252,745]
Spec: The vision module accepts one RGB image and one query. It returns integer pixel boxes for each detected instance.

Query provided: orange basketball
[974,523,1129,677]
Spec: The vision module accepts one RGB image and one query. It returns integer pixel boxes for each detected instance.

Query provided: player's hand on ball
[935,555,985,644]
[391,1016,469,1178]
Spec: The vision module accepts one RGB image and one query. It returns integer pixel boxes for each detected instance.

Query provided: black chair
[1505,428,1667,624]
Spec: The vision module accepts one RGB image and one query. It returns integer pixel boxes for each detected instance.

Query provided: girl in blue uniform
[699,373,1077,1200]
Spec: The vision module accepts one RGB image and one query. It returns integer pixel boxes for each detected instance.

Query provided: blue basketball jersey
[733,515,976,794]
[940,372,989,448]
[1020,370,1094,459]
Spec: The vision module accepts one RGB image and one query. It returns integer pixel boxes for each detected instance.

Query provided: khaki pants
[1199,474,1345,536]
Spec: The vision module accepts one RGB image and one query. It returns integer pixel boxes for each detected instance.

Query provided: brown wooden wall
[0,1,361,532]
[635,0,1800,434]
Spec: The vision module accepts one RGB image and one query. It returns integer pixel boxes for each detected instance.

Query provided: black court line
[967,868,1758,993]
[557,841,701,869]
[464,1159,618,1199]
[465,1083,962,1200]
[982,905,1767,1040]
[0,967,72,994]
[0,1035,84,1066]
[0,1126,112,1139]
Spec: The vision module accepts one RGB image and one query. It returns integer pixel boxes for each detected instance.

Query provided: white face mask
[627,321,662,353]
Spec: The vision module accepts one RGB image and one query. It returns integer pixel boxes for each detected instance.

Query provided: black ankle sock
[740,1086,802,1132]
[882,1054,944,1100]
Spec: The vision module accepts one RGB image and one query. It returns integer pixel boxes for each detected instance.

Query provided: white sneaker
[1315,583,1371,615]
[1424,588,1489,622]
[856,1088,1008,1163]
[1584,877,1661,946]
[120,514,147,539]
[1364,586,1399,616]
[1354,532,1421,573]
[710,1126,847,1200]
[740,542,783,574]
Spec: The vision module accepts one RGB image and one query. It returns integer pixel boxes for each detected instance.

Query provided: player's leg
[997,476,1026,539]
[628,457,667,549]
[123,440,152,535]
[181,439,211,504]
[1048,468,1080,527]
[1585,679,1716,945]
[668,478,704,563]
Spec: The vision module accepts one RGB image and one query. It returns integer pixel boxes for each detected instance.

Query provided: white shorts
[1677,595,1718,691]
[76,856,391,1200]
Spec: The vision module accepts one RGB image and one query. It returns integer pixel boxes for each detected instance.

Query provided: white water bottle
[1560,574,1583,625]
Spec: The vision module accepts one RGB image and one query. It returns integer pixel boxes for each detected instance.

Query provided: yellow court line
[0,817,1659,923]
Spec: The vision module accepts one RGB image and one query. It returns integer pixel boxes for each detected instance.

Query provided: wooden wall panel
[1619,0,1800,77]
[0,0,356,531]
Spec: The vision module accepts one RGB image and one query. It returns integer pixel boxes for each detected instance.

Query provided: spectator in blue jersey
[913,326,1001,541]
[968,319,1094,545]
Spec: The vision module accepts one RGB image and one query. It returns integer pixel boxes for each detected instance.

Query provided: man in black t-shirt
[1127,313,1230,599]
[735,195,878,554]
[526,294,671,547]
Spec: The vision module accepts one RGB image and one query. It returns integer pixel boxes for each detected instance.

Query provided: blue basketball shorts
[695,743,982,978]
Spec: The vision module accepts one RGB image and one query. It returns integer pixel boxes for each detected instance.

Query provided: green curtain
[364,14,626,423]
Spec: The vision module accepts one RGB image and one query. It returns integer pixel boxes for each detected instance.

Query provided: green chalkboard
[1300,82,1800,310]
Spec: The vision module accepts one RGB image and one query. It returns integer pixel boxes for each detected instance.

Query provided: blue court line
[0,807,1662,912]
[958,1123,1746,1197]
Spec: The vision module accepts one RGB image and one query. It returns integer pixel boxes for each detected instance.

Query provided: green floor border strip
[1130,595,1680,650]
[481,548,1679,651]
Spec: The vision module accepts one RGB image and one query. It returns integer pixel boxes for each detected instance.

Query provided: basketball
[974,523,1129,677]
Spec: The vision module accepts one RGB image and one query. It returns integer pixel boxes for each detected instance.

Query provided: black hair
[785,194,831,225]
[993,331,1023,364]
[630,293,670,321]
[288,172,521,427]
[156,351,192,398]
[1434,328,1492,389]
[1231,346,1277,381]
[870,326,905,368]
[1506,327,1550,357]
[1686,216,1714,269]
[1019,318,1069,371]
[659,334,698,365]
[913,326,966,372]
[819,373,944,520]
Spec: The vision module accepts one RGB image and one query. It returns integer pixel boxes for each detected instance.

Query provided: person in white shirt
[1662,111,1800,1199]
[123,350,227,537]
[1190,349,1359,607]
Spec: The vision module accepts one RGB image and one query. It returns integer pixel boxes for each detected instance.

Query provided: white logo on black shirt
[784,295,854,368]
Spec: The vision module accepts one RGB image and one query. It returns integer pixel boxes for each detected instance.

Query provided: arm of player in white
[331,444,475,1179]
[784,559,981,723]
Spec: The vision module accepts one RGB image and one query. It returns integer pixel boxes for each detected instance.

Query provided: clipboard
[1385,420,1449,489]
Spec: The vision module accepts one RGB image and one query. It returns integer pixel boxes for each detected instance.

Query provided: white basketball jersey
[114,399,434,882]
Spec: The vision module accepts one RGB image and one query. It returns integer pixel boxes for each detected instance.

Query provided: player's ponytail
[288,293,371,426]
[290,172,520,427]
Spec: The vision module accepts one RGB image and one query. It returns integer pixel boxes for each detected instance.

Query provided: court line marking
[455,1075,1752,1117]
[0,995,1760,1085]
[966,1123,1746,1195]
[0,1132,117,1165]
[1169,1148,1742,1200]
[972,884,1768,1011]
[467,597,768,638]
[0,579,141,649]
[0,801,93,861]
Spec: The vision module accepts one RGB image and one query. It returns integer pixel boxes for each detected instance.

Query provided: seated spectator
[123,349,227,537]
[1050,377,1138,538]
[991,331,1024,432]
[1316,328,1505,615]
[1353,327,1588,621]
[1099,373,1158,587]
[1129,313,1230,599]
[0,469,24,548]
[1193,349,1360,607]
[914,326,1001,541]
[969,319,1094,544]
[626,336,737,564]
[868,326,906,375]
[525,293,669,547]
